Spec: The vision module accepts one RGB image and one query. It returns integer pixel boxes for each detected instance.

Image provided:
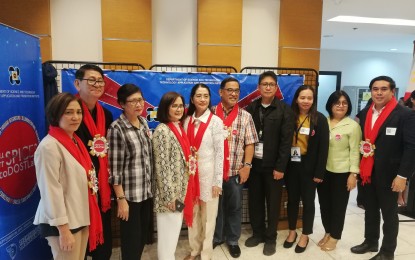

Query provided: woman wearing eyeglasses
[283,85,329,253]
[152,92,194,260]
[316,90,361,251]
[107,84,153,260]
[183,84,225,260]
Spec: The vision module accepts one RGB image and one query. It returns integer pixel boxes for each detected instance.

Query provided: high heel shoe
[317,233,330,247]
[321,237,338,251]
[295,237,309,253]
[283,232,298,248]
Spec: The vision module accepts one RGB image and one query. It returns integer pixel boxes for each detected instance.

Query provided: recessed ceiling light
[390,48,398,51]
[328,16,415,26]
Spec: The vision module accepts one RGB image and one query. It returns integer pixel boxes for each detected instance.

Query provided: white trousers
[157,212,183,260]
[188,198,219,260]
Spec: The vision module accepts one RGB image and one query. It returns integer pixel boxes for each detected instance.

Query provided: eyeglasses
[171,104,184,110]
[259,82,277,88]
[79,78,106,87]
[223,88,240,94]
[334,101,348,107]
[126,98,145,106]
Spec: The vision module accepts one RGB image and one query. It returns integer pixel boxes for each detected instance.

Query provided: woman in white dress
[183,84,225,260]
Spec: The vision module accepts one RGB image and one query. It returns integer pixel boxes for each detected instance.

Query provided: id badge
[291,147,301,162]
[299,127,310,135]
[254,142,264,159]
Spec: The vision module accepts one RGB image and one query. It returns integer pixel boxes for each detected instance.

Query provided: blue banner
[0,24,51,259]
[62,70,303,129]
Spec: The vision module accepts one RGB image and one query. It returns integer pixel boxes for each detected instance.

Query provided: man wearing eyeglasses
[212,77,258,258]
[245,71,295,256]
[74,64,113,260]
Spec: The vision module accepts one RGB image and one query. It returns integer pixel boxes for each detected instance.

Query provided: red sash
[49,126,103,251]
[215,103,239,181]
[360,98,397,184]
[166,122,198,227]
[79,99,111,212]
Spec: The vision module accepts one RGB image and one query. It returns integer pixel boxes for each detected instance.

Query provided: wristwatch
[116,195,126,200]
[244,162,253,168]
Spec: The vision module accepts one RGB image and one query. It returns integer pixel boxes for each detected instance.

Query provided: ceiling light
[390,48,398,51]
[328,16,415,27]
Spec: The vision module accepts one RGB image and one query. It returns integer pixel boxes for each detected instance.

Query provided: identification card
[254,142,264,159]
[299,127,310,135]
[386,127,397,136]
[291,147,301,162]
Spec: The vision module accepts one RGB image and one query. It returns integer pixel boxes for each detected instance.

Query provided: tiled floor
[108,189,415,259]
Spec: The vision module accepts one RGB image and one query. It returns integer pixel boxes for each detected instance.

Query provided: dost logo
[0,116,39,204]
[8,66,21,85]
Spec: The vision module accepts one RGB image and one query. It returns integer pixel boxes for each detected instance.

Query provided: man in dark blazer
[351,76,415,260]
[245,71,295,256]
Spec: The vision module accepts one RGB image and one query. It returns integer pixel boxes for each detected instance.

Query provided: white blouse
[184,109,225,202]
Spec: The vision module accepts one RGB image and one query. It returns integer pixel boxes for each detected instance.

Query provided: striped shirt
[213,106,259,177]
[107,113,153,202]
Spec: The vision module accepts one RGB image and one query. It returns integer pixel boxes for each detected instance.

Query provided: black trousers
[317,171,350,239]
[120,198,153,260]
[87,208,112,260]
[361,179,399,254]
[284,160,317,235]
[247,159,283,243]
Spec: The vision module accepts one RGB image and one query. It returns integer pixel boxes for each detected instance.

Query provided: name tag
[299,127,310,135]
[291,147,301,162]
[254,142,264,159]
[386,127,397,136]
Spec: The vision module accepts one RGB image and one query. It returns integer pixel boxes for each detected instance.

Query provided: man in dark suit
[351,76,415,260]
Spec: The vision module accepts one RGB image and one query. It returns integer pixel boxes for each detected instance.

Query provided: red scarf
[79,99,111,212]
[49,126,103,251]
[166,122,198,227]
[360,98,397,184]
[215,103,239,181]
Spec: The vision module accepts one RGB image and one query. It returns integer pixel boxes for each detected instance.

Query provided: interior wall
[50,0,102,61]
[320,49,413,116]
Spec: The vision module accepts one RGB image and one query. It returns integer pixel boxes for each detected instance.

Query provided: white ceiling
[321,0,415,54]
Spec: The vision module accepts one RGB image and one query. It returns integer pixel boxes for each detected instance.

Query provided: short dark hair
[325,90,352,118]
[258,71,278,85]
[220,77,240,89]
[117,83,143,105]
[187,84,212,116]
[405,90,415,108]
[291,85,318,124]
[46,92,82,126]
[369,76,396,90]
[75,64,104,79]
[157,92,186,123]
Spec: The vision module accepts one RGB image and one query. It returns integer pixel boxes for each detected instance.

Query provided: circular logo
[362,143,372,153]
[0,116,40,204]
[88,135,109,157]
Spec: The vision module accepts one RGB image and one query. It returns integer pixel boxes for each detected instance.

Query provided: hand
[391,176,406,193]
[347,173,357,191]
[166,200,176,212]
[273,170,284,180]
[313,177,323,184]
[117,199,129,221]
[238,166,251,184]
[57,225,75,251]
[212,186,222,198]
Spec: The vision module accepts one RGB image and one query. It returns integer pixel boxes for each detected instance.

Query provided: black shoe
[350,241,379,254]
[369,252,394,260]
[227,244,241,258]
[213,241,224,249]
[283,232,298,248]
[263,242,276,256]
[245,236,264,247]
[295,238,309,253]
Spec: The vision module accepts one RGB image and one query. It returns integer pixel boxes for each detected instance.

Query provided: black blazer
[359,104,415,187]
[246,98,295,172]
[291,112,329,179]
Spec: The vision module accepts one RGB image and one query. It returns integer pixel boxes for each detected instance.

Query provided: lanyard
[294,115,309,144]
[258,105,272,140]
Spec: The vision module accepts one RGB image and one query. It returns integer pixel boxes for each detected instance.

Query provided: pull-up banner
[62,70,303,129]
[0,24,50,260]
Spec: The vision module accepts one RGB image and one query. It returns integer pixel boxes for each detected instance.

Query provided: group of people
[33,64,415,260]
